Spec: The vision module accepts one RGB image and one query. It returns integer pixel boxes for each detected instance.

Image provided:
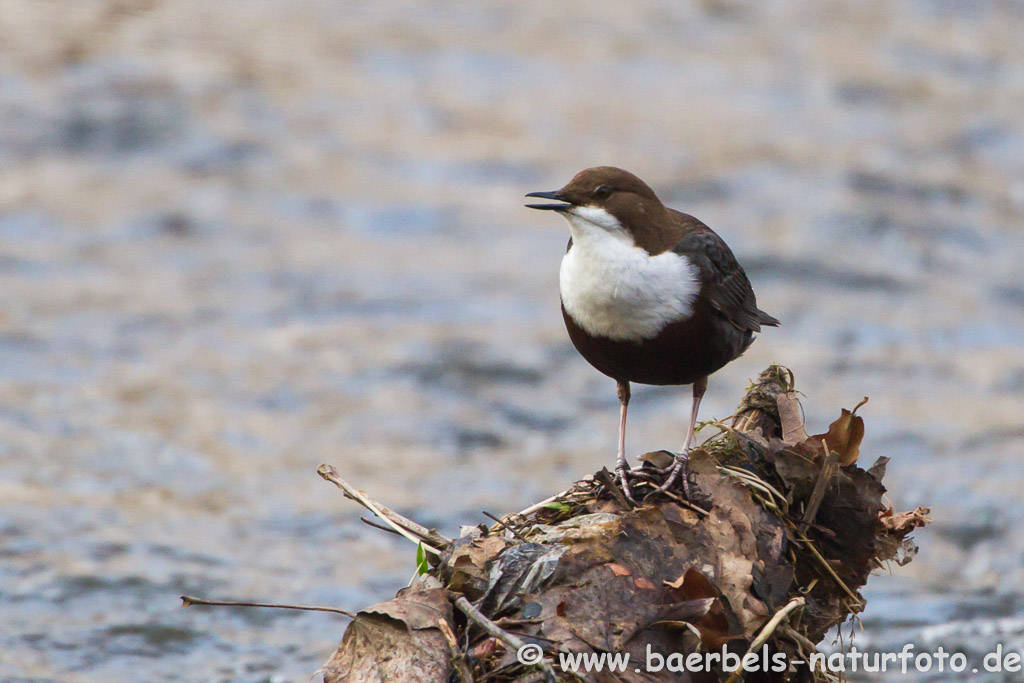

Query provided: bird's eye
[593,186,612,199]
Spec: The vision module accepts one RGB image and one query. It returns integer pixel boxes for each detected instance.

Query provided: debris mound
[319,366,930,682]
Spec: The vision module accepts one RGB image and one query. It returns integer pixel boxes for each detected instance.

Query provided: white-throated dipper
[526,167,779,503]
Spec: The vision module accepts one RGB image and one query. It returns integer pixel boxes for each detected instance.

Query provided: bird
[526,166,778,503]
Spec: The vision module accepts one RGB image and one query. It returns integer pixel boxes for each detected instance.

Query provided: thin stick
[795,532,863,606]
[656,488,710,516]
[438,617,474,683]
[482,511,529,542]
[181,595,355,619]
[723,597,805,683]
[780,624,819,656]
[454,596,558,683]
[318,464,450,553]
[800,447,839,535]
[360,516,403,536]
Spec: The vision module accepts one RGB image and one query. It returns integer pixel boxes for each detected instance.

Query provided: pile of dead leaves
[320,366,930,682]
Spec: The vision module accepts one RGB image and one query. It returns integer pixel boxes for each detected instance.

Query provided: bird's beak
[525,190,572,211]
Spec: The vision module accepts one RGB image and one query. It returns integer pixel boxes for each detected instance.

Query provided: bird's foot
[614,462,639,507]
[621,467,661,482]
[652,450,694,500]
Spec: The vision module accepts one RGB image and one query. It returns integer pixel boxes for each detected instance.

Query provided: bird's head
[526,166,674,253]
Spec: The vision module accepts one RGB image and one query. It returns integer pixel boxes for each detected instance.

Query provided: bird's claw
[652,451,693,499]
[614,450,695,505]
[614,463,639,507]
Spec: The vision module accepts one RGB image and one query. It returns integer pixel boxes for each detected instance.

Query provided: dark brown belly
[561,299,753,386]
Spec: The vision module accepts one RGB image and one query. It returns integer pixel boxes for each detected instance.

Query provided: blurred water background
[1,1,1023,680]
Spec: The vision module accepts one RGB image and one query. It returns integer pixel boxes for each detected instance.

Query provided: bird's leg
[654,376,707,498]
[613,380,637,505]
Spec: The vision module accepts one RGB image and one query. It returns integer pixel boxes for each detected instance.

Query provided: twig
[180,595,355,619]
[795,532,863,606]
[482,510,529,542]
[723,597,805,683]
[318,464,450,553]
[801,448,839,535]
[780,624,820,657]
[439,617,474,683]
[748,597,805,653]
[656,488,709,516]
[454,596,558,683]
[360,516,403,537]
[494,617,548,628]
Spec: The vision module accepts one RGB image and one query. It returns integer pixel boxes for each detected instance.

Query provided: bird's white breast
[559,209,700,342]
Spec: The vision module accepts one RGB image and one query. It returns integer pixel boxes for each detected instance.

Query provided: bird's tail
[757,309,780,327]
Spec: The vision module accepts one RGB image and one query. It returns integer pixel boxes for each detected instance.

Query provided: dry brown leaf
[880,506,932,535]
[718,555,769,639]
[634,576,656,590]
[664,567,717,599]
[322,585,453,683]
[662,568,737,648]
[808,397,868,465]
[637,450,675,469]
[605,562,632,577]
[469,637,499,661]
[661,502,700,530]
[445,535,507,599]
[777,391,808,445]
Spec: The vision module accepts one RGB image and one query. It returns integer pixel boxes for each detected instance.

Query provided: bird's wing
[669,210,779,332]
